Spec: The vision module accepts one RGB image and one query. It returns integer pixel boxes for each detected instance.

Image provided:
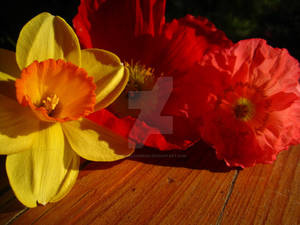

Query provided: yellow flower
[0,12,134,207]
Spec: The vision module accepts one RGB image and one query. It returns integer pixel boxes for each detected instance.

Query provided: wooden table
[1,142,299,225]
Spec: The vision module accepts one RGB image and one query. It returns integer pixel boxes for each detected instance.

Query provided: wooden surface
[0,142,299,225]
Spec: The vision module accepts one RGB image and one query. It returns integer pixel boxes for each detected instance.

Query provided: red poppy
[181,39,300,167]
[73,0,232,150]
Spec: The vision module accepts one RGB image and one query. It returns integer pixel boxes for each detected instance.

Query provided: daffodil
[0,12,134,207]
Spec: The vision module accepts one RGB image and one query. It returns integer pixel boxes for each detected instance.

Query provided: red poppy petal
[150,15,233,76]
[177,15,233,50]
[73,0,166,60]
[229,39,300,95]
[268,92,298,111]
[86,109,199,150]
[202,109,266,168]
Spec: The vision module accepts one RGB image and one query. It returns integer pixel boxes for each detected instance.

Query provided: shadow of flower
[129,140,236,172]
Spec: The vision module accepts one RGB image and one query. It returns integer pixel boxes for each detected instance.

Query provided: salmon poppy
[181,39,300,167]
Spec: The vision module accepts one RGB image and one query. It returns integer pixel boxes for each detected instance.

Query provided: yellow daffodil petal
[16,12,81,70]
[6,123,77,207]
[0,49,20,81]
[50,139,80,203]
[62,118,135,161]
[0,95,39,155]
[6,150,37,207]
[80,49,129,110]
[0,72,15,82]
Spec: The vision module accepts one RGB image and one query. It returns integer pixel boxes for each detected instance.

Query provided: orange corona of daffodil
[0,12,134,207]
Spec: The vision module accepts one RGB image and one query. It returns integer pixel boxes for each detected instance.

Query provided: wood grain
[1,143,299,225]
[219,146,300,225]
[8,142,236,225]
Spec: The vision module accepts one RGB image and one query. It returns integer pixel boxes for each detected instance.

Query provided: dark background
[1,0,300,59]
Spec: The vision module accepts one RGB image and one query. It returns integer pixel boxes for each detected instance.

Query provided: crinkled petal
[16,12,81,69]
[143,15,233,76]
[0,95,39,155]
[0,49,20,80]
[230,39,300,95]
[6,123,77,207]
[62,118,134,161]
[177,15,233,50]
[151,18,207,76]
[80,49,129,110]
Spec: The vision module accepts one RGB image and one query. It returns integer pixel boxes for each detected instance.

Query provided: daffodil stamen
[41,94,59,114]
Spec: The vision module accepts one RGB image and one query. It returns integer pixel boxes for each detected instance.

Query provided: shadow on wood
[81,141,235,173]
[128,140,234,172]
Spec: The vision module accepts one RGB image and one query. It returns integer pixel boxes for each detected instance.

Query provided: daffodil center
[233,98,255,121]
[16,59,96,122]
[125,61,156,93]
[41,94,59,115]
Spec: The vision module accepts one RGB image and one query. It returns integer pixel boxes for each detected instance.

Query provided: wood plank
[11,142,236,225]
[220,146,300,225]
[0,192,26,225]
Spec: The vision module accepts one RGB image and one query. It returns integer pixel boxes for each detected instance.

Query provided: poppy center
[15,59,96,122]
[125,61,155,93]
[108,61,157,117]
[233,98,255,121]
